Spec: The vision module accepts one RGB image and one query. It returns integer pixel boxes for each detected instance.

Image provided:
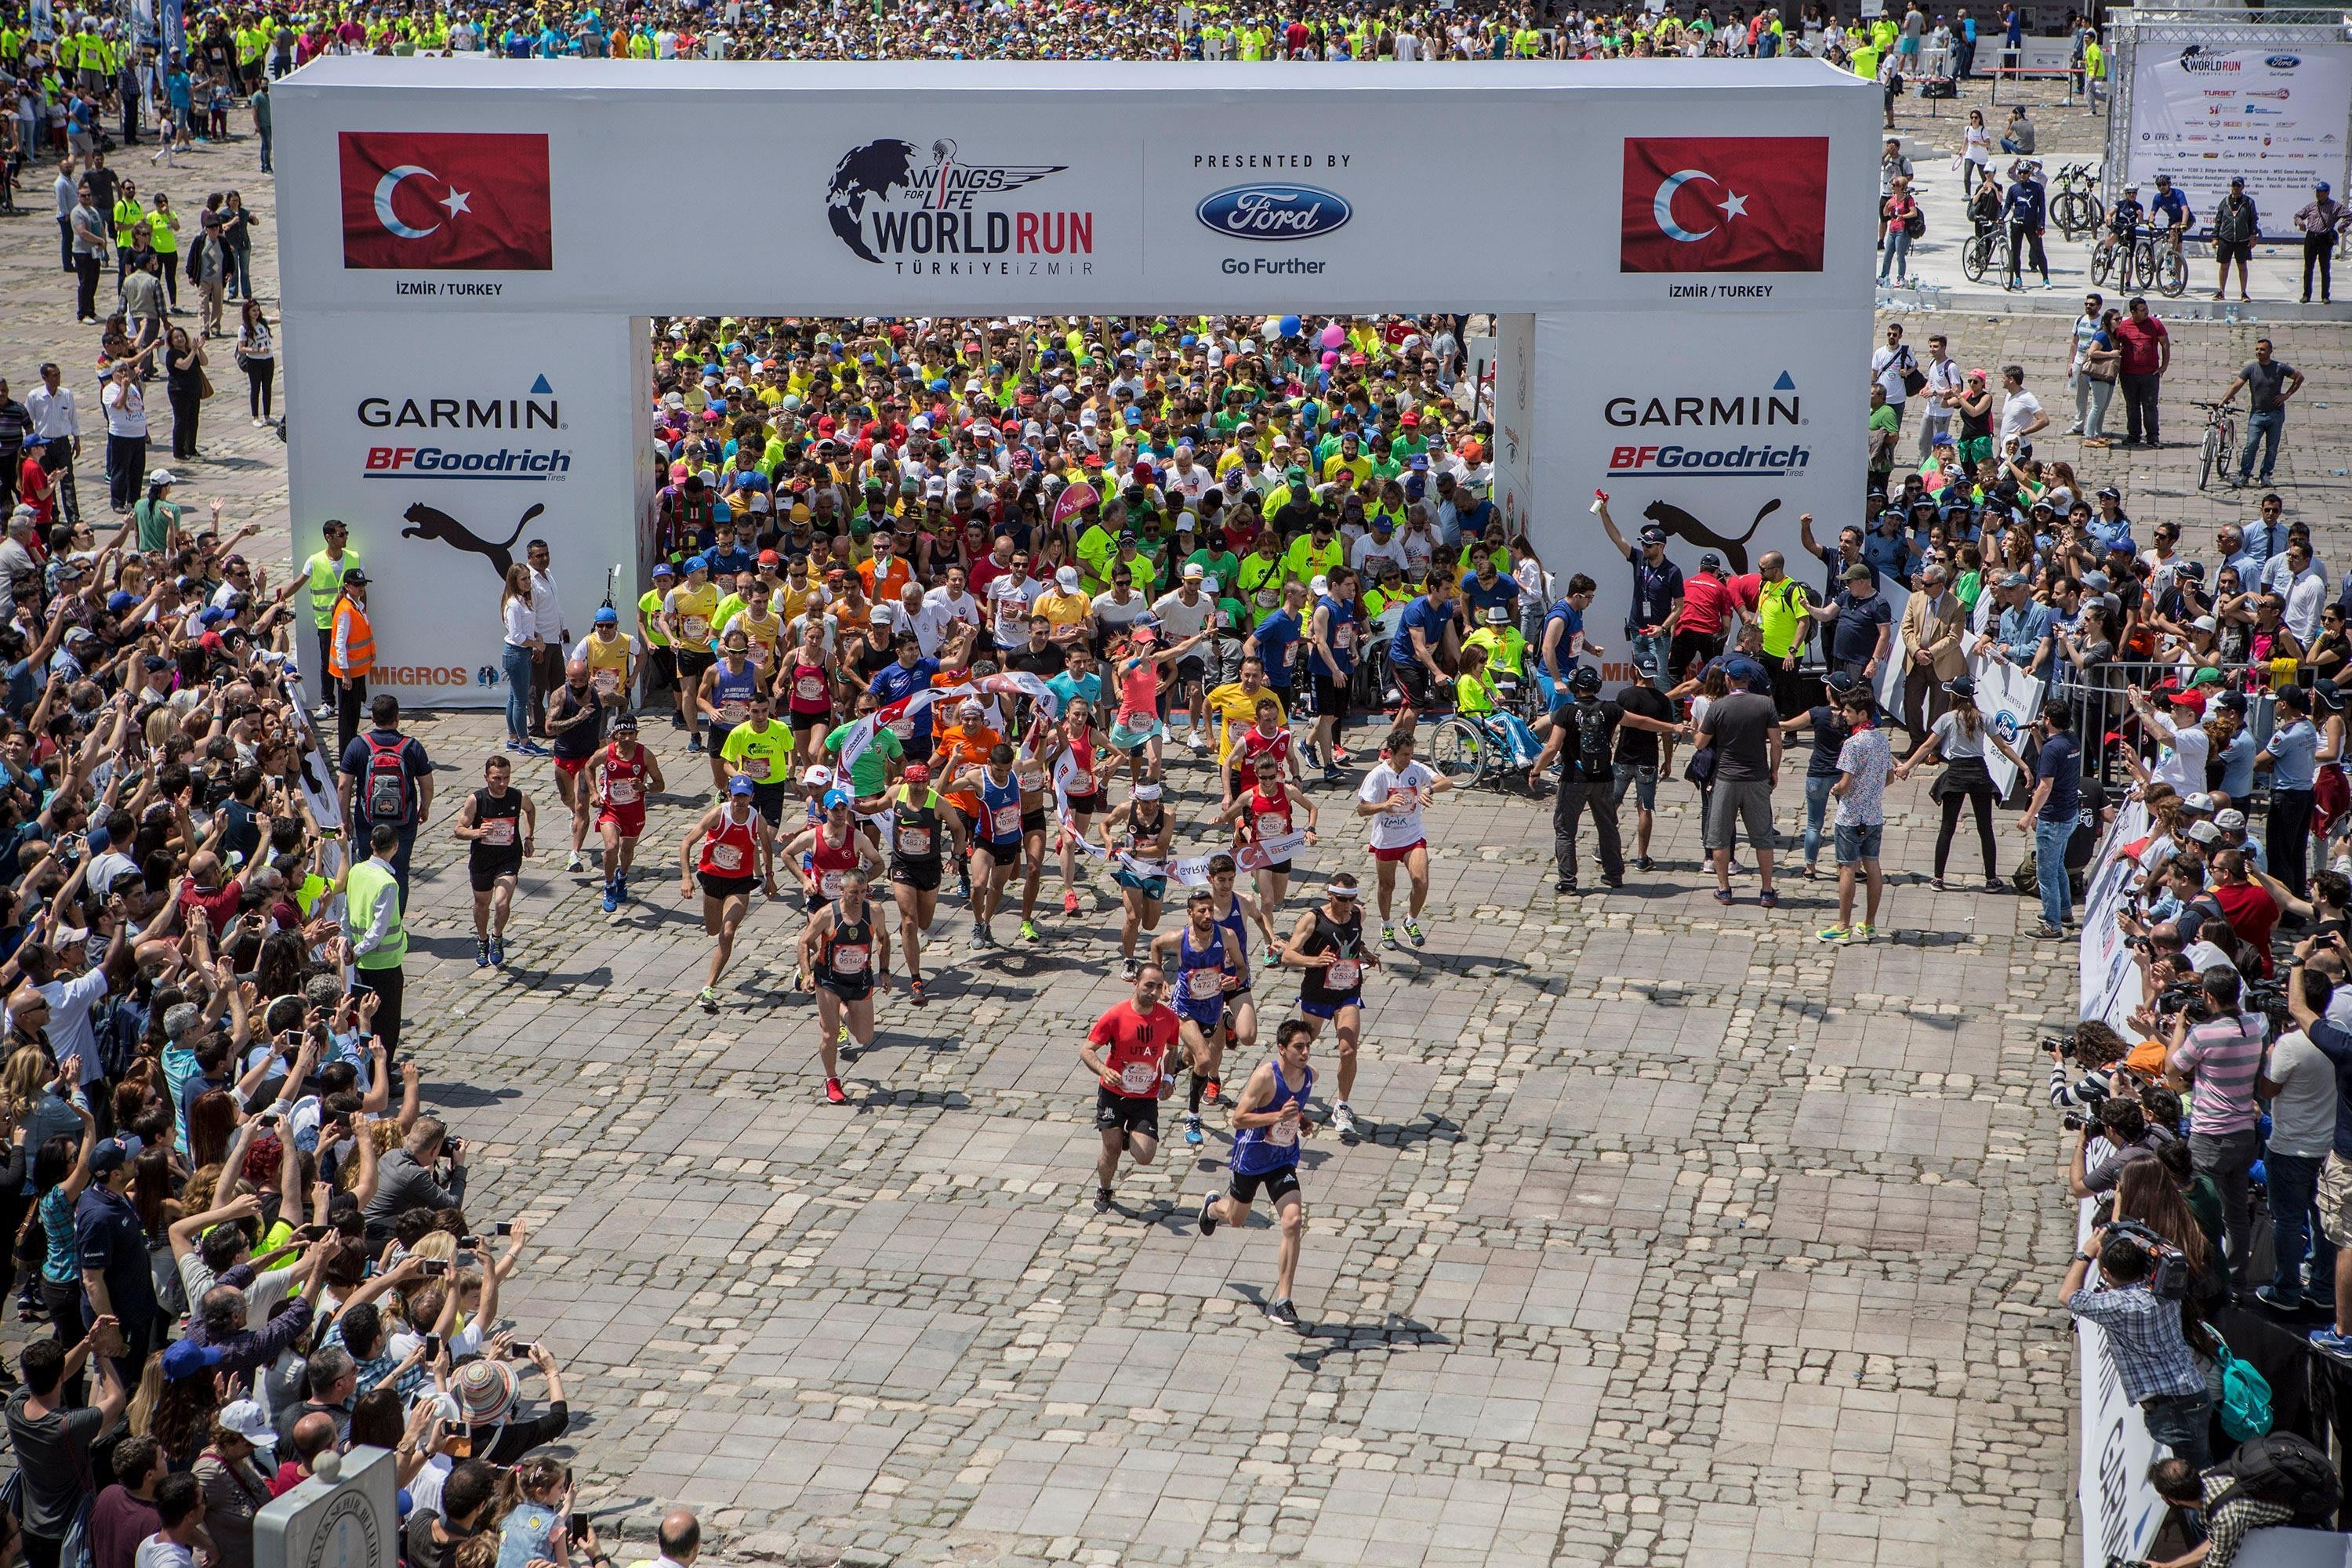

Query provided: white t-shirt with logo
[1359,760,1436,851]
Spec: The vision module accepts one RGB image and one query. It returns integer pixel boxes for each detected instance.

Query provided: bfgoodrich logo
[1196,185,1353,242]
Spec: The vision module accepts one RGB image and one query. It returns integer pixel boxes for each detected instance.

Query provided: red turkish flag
[1619,136,1828,274]
[339,132,554,271]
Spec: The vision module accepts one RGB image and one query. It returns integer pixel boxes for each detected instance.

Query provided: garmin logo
[358,395,561,430]
[1195,184,1353,242]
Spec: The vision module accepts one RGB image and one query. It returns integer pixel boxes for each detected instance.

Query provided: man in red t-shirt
[2206,849,2279,975]
[1670,552,1736,681]
[177,852,244,934]
[1080,964,1180,1211]
[2112,298,2172,448]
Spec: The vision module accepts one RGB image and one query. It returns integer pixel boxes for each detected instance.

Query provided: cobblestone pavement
[9,93,2352,1568]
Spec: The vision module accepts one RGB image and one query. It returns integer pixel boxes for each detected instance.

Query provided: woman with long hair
[1894,674,2019,889]
[187,1089,236,1172]
[164,325,207,462]
[234,300,274,425]
[2113,1149,2222,1319]
[499,562,541,755]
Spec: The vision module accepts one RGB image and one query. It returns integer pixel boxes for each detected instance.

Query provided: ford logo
[1196,184,1352,243]
[2269,53,2302,67]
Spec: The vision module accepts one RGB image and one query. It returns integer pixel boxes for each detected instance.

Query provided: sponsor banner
[2125,44,2352,216]
[274,59,1882,314]
[1522,309,1867,691]
[2078,797,2149,1036]
[1969,652,2043,798]
[161,0,183,62]
[31,0,53,42]
[1170,830,1307,887]
[1490,315,1536,542]
[282,310,647,710]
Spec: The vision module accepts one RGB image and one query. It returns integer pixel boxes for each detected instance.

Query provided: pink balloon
[1320,324,1346,349]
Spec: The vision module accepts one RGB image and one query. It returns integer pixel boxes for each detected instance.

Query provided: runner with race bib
[1150,888,1239,1150]
[1281,871,1378,1138]
[1193,1018,1319,1328]
[679,774,779,1013]
[1079,962,1181,1215]
[800,866,890,1105]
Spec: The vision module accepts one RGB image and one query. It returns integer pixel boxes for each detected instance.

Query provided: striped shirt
[2171,1014,2267,1135]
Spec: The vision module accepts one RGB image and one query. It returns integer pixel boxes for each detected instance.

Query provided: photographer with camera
[2166,966,2269,1298]
[2256,970,2340,1314]
[2068,1093,2178,1201]
[2063,1225,2212,1469]
[2047,1020,2145,1109]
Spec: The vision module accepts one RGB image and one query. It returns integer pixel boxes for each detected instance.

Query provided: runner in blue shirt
[867,634,942,761]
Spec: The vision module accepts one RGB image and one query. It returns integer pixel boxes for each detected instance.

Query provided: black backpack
[2205,1432,2342,1528]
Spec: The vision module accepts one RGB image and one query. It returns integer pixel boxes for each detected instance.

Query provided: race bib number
[898,826,934,857]
[989,803,1023,839]
[1385,787,1416,815]
[683,615,711,642]
[830,941,869,975]
[797,674,826,702]
[592,669,619,695]
[1017,761,1046,793]
[887,716,916,739]
[608,778,641,805]
[1334,624,1356,651]
[1255,586,1278,608]
[744,756,771,781]
[1266,1116,1299,1147]
[1118,1059,1159,1094]
[710,840,743,871]
[1327,957,1363,990]
[1261,811,1291,838]
[718,700,749,725]
[748,641,774,667]
[820,869,846,897]
[1187,967,1225,1001]
[479,818,517,848]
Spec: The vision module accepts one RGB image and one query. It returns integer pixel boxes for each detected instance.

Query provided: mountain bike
[1961,224,2012,284]
[2192,401,2238,491]
[2050,162,2104,239]
[2136,230,2187,297]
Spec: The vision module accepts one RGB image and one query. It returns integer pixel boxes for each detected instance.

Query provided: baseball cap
[2215,808,2248,831]
[2182,791,2216,815]
[1632,652,1660,678]
[2187,820,2224,846]
[2168,688,2206,717]
[1638,524,1668,545]
[1056,566,1080,590]
[1824,670,1859,695]
[802,765,833,787]
[593,606,619,625]
[1182,562,1205,579]
[1725,656,1768,684]
[652,561,676,579]
[1842,563,1873,582]
[822,789,852,810]
[217,1399,277,1451]
[147,467,177,487]
[1699,553,1723,572]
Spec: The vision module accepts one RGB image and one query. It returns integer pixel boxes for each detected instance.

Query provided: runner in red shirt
[1669,553,1735,684]
[1080,964,1181,1214]
[590,714,667,910]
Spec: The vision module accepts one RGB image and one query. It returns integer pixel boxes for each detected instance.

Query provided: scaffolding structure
[2101,6,2352,207]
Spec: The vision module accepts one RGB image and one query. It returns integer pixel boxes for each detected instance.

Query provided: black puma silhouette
[401,501,545,582]
[1642,498,1780,576]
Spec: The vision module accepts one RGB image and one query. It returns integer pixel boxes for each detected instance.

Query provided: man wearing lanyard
[24,365,79,528]
[1594,495,1682,691]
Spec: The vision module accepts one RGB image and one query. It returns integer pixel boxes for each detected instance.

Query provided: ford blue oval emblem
[1196,184,1353,243]
[2268,53,2302,67]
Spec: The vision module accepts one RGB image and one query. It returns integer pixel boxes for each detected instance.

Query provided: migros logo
[376,663,474,687]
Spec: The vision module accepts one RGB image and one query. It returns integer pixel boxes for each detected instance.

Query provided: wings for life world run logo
[825,139,1094,278]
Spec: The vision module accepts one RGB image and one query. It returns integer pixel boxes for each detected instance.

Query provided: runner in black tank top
[1280,873,1377,1138]
[886,770,964,1006]
[544,659,610,873]
[455,755,535,970]
[800,868,889,1105]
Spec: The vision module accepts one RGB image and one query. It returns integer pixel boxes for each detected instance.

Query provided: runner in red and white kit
[588,712,667,913]
[1354,727,1452,949]
[1077,961,1181,1214]
[781,790,884,987]
[800,866,890,1105]
[1051,699,1114,917]
[1214,755,1319,949]
[679,774,780,1012]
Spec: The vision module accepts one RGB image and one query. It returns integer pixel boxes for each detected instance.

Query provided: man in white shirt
[524,538,563,738]
[1354,728,1454,947]
[1869,323,1916,435]
[25,362,82,527]
[101,359,148,512]
[1917,332,1962,462]
[1350,514,1412,578]
[1163,445,1211,504]
[915,567,979,657]
[1996,363,2049,452]
[984,557,1038,651]
[2280,539,2329,643]
[132,1473,207,1568]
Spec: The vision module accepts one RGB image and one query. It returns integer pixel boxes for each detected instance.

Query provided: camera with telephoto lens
[2043,1034,2076,1058]
[2063,1112,2086,1132]
[2154,983,2212,1023]
[2101,1218,2189,1301]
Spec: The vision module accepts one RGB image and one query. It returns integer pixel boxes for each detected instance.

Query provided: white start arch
[274,57,1879,704]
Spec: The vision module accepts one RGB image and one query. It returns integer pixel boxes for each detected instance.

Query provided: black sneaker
[1265,1298,1301,1327]
[1635,856,1657,872]
[1555,879,1576,894]
[1196,1194,1219,1236]
[1094,1186,1113,1213]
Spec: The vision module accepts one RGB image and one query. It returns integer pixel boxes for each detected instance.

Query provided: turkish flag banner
[1620,136,1828,274]
[339,132,554,271]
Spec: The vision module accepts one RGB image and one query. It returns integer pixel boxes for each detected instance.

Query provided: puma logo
[400,501,545,582]
[1642,498,1780,575]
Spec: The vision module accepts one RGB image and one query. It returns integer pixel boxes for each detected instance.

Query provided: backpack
[1903,205,1926,240]
[361,733,414,825]
[2212,1338,2274,1441]
[1570,700,1614,779]
[2206,1432,2340,1527]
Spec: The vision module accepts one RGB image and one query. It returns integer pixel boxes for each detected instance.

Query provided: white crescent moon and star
[1652,169,1751,244]
[371,165,475,241]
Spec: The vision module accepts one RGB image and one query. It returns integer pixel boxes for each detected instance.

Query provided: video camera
[2100,1218,2190,1301]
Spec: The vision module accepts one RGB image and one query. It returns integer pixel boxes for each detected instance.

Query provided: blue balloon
[1279,315,1301,338]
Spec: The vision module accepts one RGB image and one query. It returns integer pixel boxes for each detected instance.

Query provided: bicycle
[2050,162,2104,239]
[2192,401,2238,491]
[1960,224,2012,284]
[2136,230,2187,297]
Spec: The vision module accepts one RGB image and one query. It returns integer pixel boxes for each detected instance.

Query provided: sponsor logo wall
[1516,310,1867,688]
[283,310,650,709]
[2125,44,2352,216]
